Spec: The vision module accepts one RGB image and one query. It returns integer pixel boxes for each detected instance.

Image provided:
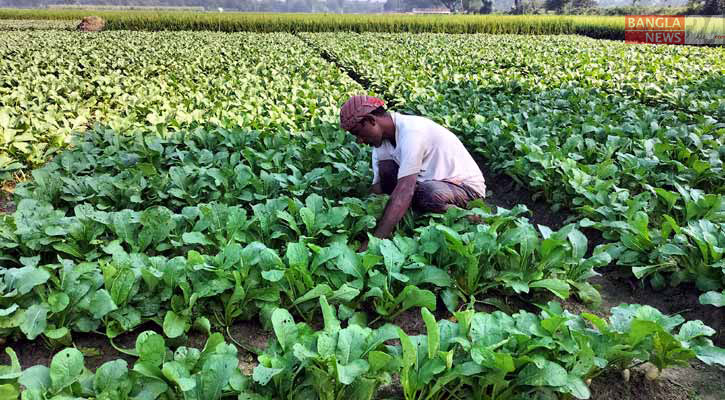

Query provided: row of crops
[0,19,76,31]
[0,30,724,398]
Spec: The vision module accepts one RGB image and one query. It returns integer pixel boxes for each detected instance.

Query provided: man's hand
[357,239,369,253]
[370,183,383,195]
[371,173,417,240]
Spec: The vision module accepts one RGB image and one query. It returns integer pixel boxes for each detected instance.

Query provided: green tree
[572,0,596,9]
[479,0,493,13]
[545,0,569,12]
[701,0,723,13]
[439,0,462,11]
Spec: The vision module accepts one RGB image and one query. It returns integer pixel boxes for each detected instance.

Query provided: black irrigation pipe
[295,32,400,109]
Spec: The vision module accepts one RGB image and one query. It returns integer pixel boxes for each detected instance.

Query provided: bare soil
[4,320,268,372]
[479,166,571,230]
[6,328,137,371]
[0,180,16,213]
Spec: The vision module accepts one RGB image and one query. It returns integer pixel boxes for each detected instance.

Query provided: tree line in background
[0,0,721,16]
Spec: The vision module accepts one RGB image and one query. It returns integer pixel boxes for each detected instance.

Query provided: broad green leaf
[397,286,436,313]
[20,305,47,340]
[285,241,309,270]
[50,348,84,392]
[694,346,725,366]
[517,360,568,387]
[136,331,166,367]
[570,281,601,306]
[94,359,128,393]
[699,291,725,307]
[565,375,591,399]
[252,365,283,386]
[133,379,168,400]
[676,320,716,343]
[89,289,117,319]
[337,359,369,385]
[197,353,238,399]
[182,232,210,245]
[318,332,336,358]
[0,305,18,317]
[271,308,297,351]
[368,351,393,373]
[320,295,340,333]
[470,312,515,347]
[336,324,369,364]
[342,377,377,400]
[397,328,416,369]
[18,365,50,395]
[421,308,439,359]
[261,269,285,282]
[7,266,50,295]
[471,346,514,372]
[0,384,18,399]
[330,284,361,302]
[163,311,187,338]
[293,284,332,305]
[530,279,570,300]
[0,348,20,380]
[48,292,70,313]
[567,229,587,260]
[110,268,136,306]
[44,327,69,340]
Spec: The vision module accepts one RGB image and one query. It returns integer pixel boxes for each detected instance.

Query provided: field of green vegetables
[0,26,724,400]
[300,32,725,297]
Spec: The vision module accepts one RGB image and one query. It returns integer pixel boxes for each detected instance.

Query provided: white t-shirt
[371,112,486,197]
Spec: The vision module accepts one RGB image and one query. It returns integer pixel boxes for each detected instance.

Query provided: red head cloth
[339,95,385,132]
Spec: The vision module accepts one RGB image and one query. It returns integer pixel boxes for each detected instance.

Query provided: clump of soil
[0,180,16,214]
[590,367,693,400]
[77,16,105,32]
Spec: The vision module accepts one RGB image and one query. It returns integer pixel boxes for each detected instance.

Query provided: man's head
[339,95,389,147]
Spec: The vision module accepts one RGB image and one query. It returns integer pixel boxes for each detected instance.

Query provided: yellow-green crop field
[0,9,624,36]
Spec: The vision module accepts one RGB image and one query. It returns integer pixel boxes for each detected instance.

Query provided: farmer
[339,95,486,251]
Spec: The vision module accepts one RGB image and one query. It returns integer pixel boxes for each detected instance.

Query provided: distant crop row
[0,19,76,31]
[0,9,627,38]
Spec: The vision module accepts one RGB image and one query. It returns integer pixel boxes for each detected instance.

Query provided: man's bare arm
[370,183,383,195]
[372,174,417,239]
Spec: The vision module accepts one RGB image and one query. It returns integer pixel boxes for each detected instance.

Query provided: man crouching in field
[339,95,486,251]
